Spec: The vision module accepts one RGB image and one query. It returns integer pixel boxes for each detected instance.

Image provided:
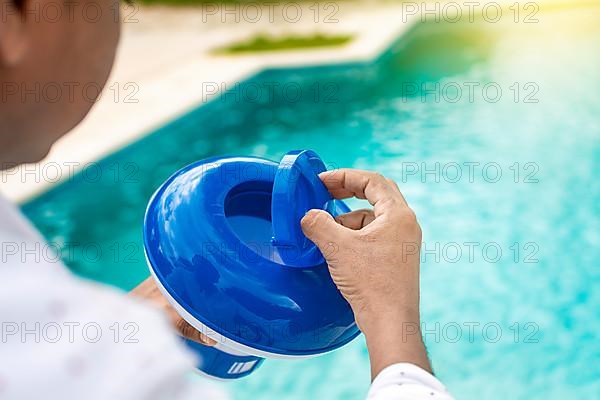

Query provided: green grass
[137,0,342,5]
[212,33,354,54]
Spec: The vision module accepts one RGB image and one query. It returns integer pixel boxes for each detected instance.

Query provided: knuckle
[402,208,418,224]
[370,171,387,183]
[405,207,418,221]
[402,208,422,235]
[380,196,397,208]
[379,197,400,215]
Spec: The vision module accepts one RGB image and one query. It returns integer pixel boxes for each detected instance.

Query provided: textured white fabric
[367,363,455,400]
[0,195,229,400]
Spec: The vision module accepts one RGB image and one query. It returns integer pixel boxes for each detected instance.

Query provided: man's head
[0,0,120,165]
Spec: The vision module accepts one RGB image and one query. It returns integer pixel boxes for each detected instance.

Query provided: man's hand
[130,277,216,346]
[300,169,431,379]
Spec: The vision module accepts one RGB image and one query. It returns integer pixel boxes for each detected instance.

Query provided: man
[0,0,454,398]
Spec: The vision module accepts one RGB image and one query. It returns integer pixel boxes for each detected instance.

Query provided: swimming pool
[23,6,600,400]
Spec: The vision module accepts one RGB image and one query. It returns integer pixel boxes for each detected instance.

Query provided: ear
[0,0,29,67]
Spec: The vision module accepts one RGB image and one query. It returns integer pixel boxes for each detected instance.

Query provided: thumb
[301,209,348,260]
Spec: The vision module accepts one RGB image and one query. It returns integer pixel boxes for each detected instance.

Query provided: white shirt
[0,194,453,399]
[368,363,454,399]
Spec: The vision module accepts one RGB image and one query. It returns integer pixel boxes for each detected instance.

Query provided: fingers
[335,209,375,230]
[301,209,351,260]
[175,318,217,346]
[165,305,216,346]
[319,169,408,217]
[130,277,217,346]
[301,209,350,243]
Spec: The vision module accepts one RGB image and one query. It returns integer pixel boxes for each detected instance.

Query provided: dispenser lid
[143,154,360,358]
[271,150,333,267]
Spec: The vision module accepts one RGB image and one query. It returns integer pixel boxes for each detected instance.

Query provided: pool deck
[0,1,419,203]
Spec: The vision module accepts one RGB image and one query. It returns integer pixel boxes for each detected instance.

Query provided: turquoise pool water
[23,7,600,400]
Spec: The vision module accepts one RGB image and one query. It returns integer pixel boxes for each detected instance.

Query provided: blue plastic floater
[143,150,360,380]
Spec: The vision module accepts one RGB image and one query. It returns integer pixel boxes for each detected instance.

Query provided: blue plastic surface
[143,152,360,378]
[271,150,334,267]
[186,340,265,380]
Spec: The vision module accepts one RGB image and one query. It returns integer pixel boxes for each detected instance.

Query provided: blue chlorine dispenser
[143,150,360,380]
